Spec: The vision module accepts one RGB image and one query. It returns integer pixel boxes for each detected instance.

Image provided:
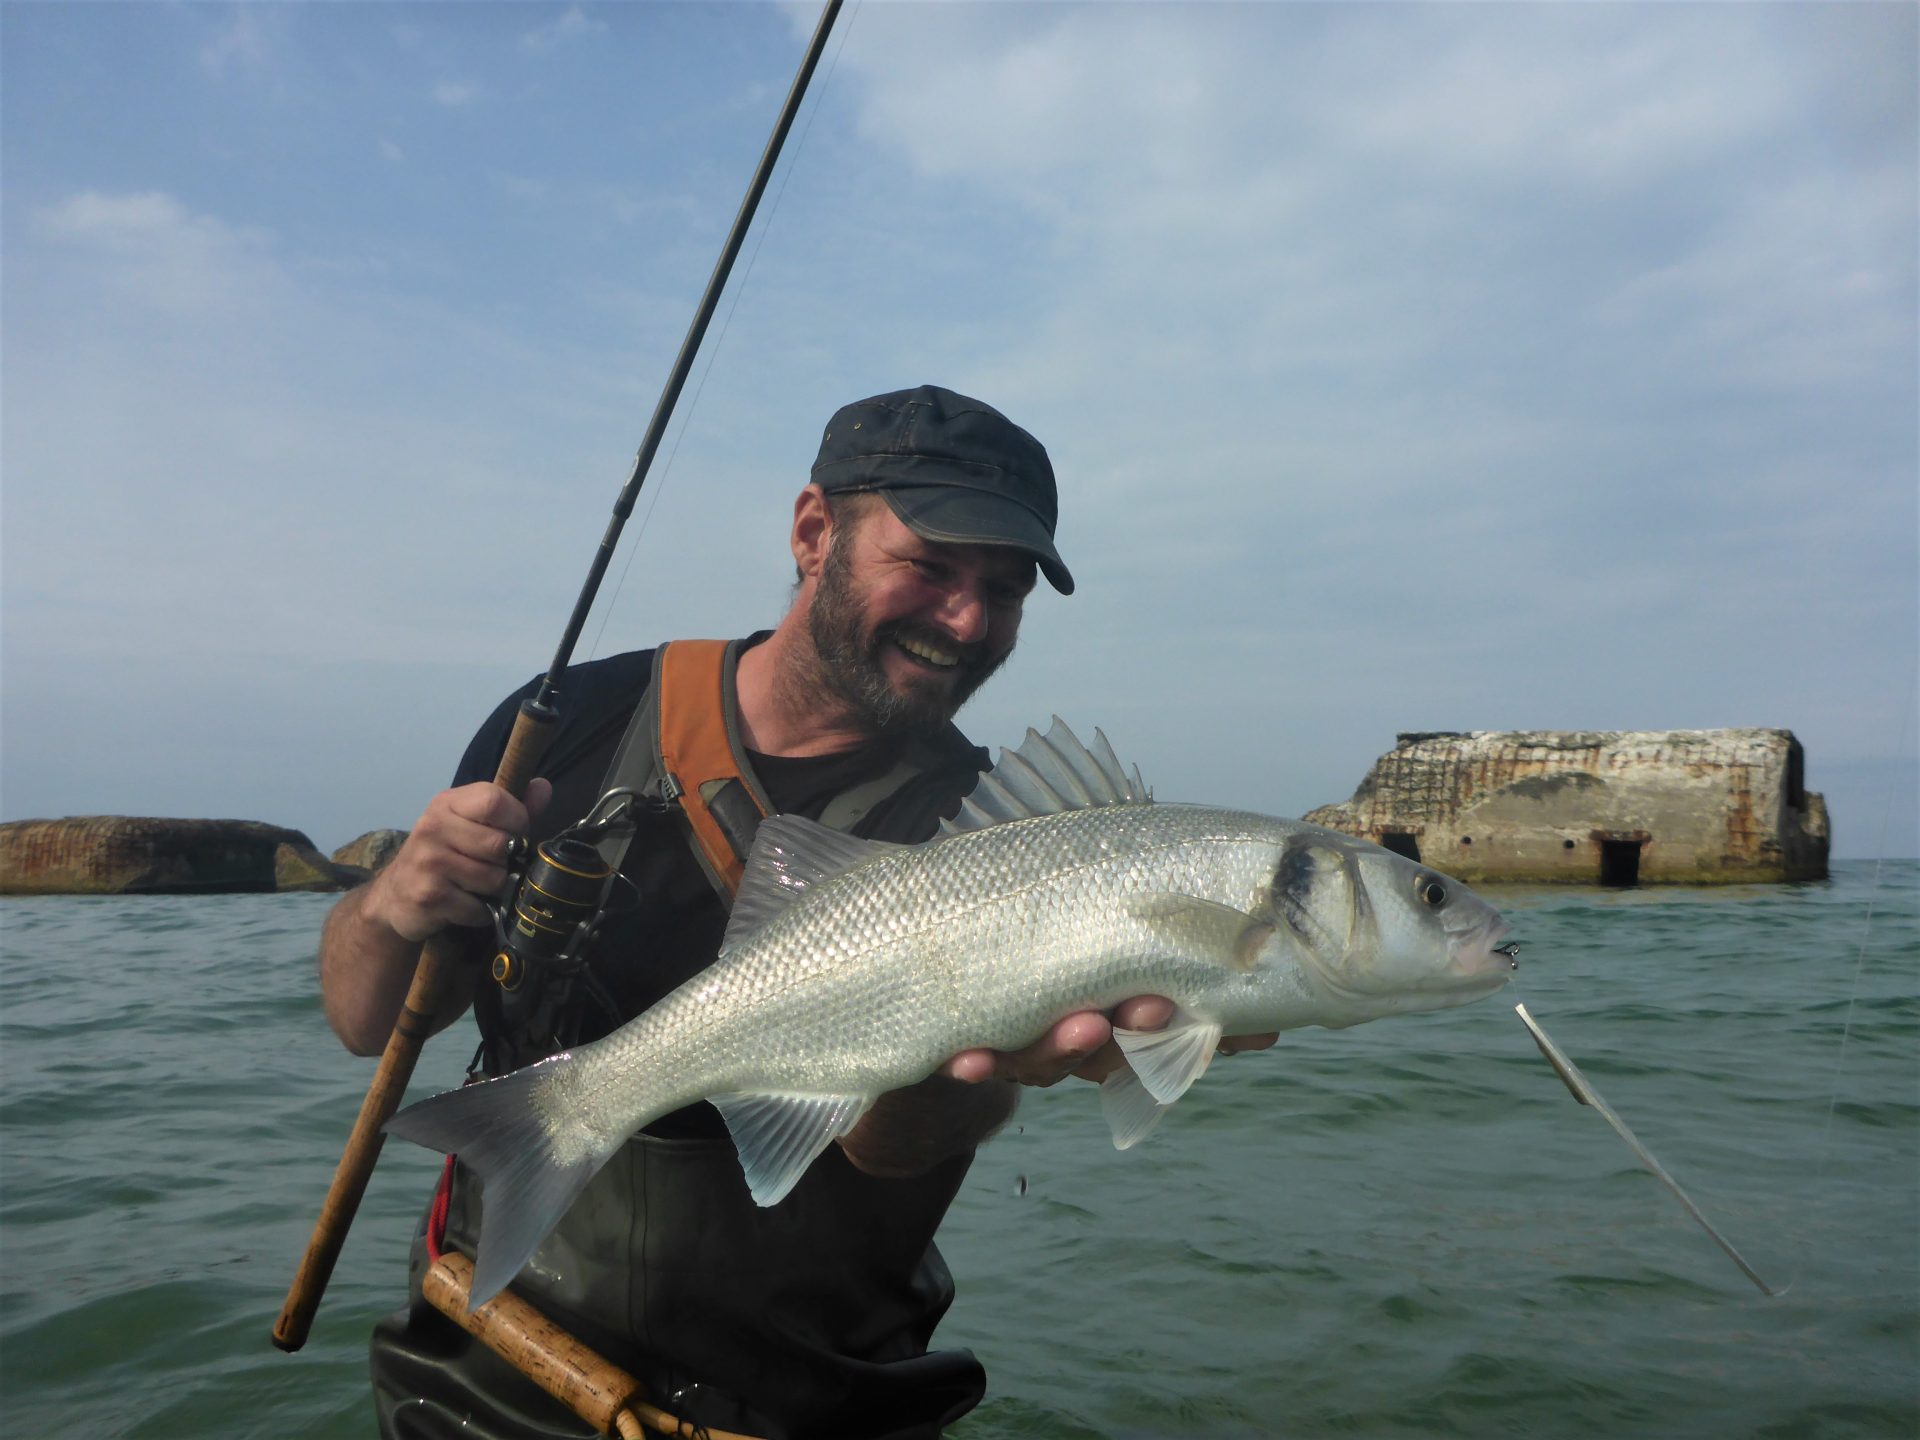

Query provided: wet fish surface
[387,720,1517,1303]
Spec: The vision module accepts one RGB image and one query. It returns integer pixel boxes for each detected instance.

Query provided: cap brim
[879,486,1074,595]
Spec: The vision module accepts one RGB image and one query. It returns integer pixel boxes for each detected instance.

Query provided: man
[320,385,1270,1439]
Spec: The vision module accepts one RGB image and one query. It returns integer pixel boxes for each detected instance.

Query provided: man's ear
[791,484,832,580]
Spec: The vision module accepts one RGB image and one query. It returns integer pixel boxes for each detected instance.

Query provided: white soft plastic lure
[388,719,1517,1304]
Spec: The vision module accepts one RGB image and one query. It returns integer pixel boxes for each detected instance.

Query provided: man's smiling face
[805,494,1035,735]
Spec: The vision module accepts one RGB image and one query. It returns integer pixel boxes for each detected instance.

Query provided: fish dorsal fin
[723,815,905,953]
[940,717,1150,836]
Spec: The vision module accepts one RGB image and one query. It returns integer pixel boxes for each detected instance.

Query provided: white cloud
[491,171,549,204]
[379,138,405,165]
[522,5,607,52]
[433,79,482,108]
[199,6,268,75]
[34,191,279,315]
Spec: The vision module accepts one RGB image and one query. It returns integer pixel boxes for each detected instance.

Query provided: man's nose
[934,585,989,645]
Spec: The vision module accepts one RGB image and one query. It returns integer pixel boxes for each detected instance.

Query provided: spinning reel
[485,787,653,1057]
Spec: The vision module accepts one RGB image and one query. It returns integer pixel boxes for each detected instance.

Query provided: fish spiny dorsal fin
[940,718,1152,836]
[723,815,906,953]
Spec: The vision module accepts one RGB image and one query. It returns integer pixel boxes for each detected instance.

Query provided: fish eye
[1415,876,1447,907]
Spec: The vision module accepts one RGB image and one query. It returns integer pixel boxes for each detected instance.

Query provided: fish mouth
[1450,916,1519,985]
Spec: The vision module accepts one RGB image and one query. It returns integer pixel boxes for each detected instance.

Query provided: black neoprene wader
[369,641,993,1440]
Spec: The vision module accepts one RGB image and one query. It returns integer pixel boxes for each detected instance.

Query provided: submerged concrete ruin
[1305,729,1829,885]
[0,817,367,895]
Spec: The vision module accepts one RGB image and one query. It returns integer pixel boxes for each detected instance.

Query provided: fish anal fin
[1100,1066,1171,1150]
[709,1090,874,1206]
[1125,892,1274,972]
[1113,1012,1224,1106]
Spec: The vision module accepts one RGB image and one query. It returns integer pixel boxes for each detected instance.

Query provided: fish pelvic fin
[724,818,906,953]
[708,1090,873,1206]
[1113,1010,1224,1106]
[384,1056,618,1306]
[940,717,1150,836]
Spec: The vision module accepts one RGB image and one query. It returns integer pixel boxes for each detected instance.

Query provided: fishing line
[1516,1001,1776,1296]
[1514,691,1913,1300]
[585,3,862,664]
[1773,677,1914,1297]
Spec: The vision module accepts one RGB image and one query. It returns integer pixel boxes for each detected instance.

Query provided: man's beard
[804,533,1011,736]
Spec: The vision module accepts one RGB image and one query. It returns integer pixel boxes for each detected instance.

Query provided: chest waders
[387,639,990,1440]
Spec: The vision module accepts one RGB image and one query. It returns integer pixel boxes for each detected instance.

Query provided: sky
[3,1,1915,860]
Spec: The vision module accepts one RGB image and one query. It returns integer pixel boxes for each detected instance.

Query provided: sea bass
[387,720,1517,1304]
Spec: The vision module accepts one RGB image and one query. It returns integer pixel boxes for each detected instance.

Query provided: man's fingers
[444,780,534,836]
[941,998,1186,1088]
[1043,1011,1113,1059]
[523,777,553,824]
[433,811,522,868]
[1110,995,1175,1033]
[942,1050,997,1084]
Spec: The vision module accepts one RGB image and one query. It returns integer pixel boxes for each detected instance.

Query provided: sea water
[1,865,1914,1438]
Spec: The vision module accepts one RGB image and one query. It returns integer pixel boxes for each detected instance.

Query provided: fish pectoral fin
[1124,892,1273,972]
[709,1090,874,1207]
[1099,1066,1171,1150]
[1113,1011,1224,1106]
[724,818,906,953]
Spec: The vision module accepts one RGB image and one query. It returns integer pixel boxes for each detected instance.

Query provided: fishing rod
[272,0,845,1354]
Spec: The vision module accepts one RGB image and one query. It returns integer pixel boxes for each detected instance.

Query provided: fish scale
[387,719,1515,1305]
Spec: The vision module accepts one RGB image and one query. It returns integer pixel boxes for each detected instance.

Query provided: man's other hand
[941,996,1279,1087]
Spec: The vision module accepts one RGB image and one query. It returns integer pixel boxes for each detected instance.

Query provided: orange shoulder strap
[653,639,772,899]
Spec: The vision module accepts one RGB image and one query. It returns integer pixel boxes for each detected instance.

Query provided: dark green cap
[811,384,1072,594]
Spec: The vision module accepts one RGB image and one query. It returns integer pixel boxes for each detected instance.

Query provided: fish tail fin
[385,1058,617,1306]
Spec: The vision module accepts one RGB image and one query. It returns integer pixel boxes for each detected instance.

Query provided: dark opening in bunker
[1600,839,1643,887]
[1379,831,1421,863]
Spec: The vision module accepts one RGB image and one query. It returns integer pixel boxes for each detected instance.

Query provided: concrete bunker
[1305,729,1828,885]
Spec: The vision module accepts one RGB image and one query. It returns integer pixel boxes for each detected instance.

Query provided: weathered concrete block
[1306,729,1829,885]
[0,817,365,895]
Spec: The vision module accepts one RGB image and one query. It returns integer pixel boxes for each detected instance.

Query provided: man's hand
[837,1001,1280,1179]
[362,779,553,943]
[319,778,550,1055]
[941,996,1280,1087]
